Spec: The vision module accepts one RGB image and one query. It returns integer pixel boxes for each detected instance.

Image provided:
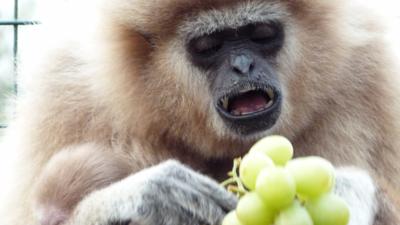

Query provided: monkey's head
[186,20,284,136]
[97,0,368,157]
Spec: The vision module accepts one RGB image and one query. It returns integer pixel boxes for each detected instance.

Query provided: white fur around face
[178,1,289,41]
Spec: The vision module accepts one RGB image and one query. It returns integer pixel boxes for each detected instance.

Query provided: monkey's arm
[335,168,378,225]
[33,144,132,225]
[65,160,237,225]
[34,146,237,225]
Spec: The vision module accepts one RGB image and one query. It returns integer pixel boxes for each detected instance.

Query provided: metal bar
[0,20,40,25]
[13,0,19,94]
[14,0,19,21]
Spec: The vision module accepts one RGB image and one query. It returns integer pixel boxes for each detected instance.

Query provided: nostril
[249,63,255,72]
[233,67,243,74]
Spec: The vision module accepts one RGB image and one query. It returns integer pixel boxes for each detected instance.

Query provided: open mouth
[218,86,276,117]
[215,83,282,135]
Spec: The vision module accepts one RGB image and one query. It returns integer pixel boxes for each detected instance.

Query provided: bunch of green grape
[222,136,350,225]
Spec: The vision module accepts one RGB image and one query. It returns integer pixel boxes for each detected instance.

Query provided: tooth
[223,97,229,110]
[241,85,248,93]
[266,88,274,99]
[265,100,274,108]
[239,85,255,93]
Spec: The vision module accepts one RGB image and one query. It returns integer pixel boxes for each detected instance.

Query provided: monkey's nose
[231,54,254,75]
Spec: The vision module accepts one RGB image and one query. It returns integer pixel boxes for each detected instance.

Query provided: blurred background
[0,0,399,137]
[0,0,38,136]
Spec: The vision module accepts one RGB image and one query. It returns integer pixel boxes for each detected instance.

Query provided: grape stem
[221,158,248,198]
[227,185,247,196]
[220,177,236,187]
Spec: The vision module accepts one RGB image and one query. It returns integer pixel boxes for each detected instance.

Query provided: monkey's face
[139,1,295,142]
[186,22,284,135]
[107,0,348,153]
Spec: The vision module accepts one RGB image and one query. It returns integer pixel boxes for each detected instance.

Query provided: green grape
[239,151,275,190]
[222,211,243,225]
[236,192,275,225]
[286,156,335,198]
[305,193,350,225]
[275,201,313,225]
[255,167,296,210]
[249,135,293,166]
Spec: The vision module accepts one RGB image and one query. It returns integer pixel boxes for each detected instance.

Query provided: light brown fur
[0,0,399,224]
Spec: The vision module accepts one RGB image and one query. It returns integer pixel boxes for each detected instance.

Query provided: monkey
[0,0,399,225]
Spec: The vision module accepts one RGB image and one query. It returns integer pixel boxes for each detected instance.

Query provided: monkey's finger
[147,177,228,225]
[155,160,238,211]
[67,169,226,225]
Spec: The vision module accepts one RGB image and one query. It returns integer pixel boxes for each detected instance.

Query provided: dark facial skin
[187,22,285,135]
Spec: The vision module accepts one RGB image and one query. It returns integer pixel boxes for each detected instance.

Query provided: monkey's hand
[335,167,378,225]
[66,160,237,225]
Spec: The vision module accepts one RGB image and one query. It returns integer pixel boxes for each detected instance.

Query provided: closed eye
[250,23,280,44]
[190,36,223,56]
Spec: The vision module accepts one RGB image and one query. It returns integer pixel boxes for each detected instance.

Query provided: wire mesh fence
[0,0,39,129]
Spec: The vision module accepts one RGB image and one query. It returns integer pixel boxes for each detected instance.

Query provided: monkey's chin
[215,94,282,137]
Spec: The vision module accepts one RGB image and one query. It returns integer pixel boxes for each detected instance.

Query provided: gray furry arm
[66,160,237,225]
